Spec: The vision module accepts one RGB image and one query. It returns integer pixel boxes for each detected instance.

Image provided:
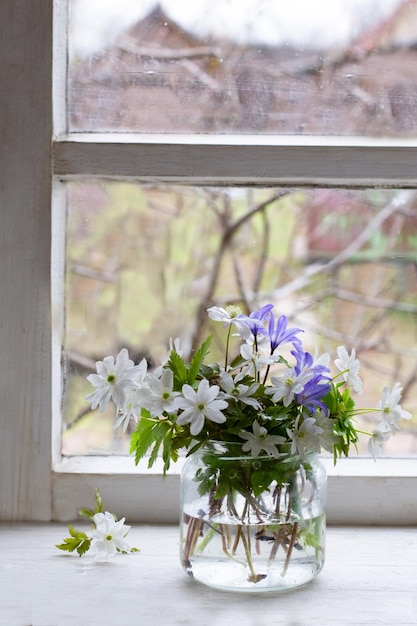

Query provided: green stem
[349,408,379,416]
[262,363,271,386]
[225,324,232,369]
[273,484,282,517]
[195,526,216,554]
[268,535,282,563]
[239,524,257,580]
[219,524,247,566]
[355,428,374,437]
[332,370,349,383]
[281,522,298,577]
[285,492,292,522]
[183,515,204,563]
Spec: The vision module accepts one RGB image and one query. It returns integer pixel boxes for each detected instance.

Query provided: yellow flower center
[226,305,242,318]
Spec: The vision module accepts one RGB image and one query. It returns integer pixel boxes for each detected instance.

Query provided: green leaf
[228,353,247,369]
[147,419,177,471]
[162,427,177,473]
[55,539,77,553]
[186,439,206,457]
[130,412,157,465]
[148,434,163,468]
[167,351,188,387]
[117,546,141,555]
[95,488,103,513]
[130,414,179,472]
[56,525,91,557]
[77,489,102,521]
[188,335,212,384]
[76,537,92,557]
[68,523,79,538]
[78,507,95,521]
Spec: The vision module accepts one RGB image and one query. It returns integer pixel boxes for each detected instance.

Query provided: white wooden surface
[0,524,415,626]
[0,0,53,520]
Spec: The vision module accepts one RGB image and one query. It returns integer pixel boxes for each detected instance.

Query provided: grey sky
[70,0,404,57]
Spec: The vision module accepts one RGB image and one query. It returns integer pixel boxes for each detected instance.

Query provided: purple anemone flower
[268,314,303,353]
[238,303,274,339]
[295,377,331,415]
[293,349,331,379]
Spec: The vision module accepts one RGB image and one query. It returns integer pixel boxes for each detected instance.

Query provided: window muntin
[62,180,417,457]
[67,0,416,137]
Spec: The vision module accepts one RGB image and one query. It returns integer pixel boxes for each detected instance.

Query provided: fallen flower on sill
[56,489,139,561]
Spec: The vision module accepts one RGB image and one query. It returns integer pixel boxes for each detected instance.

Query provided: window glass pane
[62,181,417,456]
[68,0,416,136]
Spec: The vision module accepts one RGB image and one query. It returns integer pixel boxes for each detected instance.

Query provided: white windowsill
[1,523,415,626]
[53,454,417,477]
[51,456,417,526]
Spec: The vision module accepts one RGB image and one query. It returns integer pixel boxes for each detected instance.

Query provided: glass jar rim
[193,439,319,464]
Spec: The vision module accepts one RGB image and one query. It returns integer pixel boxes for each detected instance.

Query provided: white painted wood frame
[1,0,416,523]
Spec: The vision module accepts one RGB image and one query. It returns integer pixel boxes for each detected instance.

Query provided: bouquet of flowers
[85,303,410,589]
[86,302,410,467]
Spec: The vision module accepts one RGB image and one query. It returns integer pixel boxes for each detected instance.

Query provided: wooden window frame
[1,0,416,523]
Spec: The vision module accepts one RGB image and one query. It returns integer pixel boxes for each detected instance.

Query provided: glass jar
[180,441,326,593]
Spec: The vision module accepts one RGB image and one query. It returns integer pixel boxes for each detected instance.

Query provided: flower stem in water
[281,522,299,577]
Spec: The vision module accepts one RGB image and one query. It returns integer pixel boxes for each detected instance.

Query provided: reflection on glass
[62,182,417,455]
[68,0,417,135]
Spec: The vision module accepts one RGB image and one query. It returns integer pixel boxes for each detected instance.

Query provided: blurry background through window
[69,0,417,135]
[63,183,417,456]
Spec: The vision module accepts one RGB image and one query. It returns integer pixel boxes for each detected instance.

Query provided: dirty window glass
[68,0,416,136]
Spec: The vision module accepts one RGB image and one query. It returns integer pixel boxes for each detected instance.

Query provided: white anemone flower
[266,369,313,407]
[367,424,391,460]
[207,305,251,337]
[377,383,411,433]
[207,305,242,325]
[219,370,261,409]
[239,420,285,458]
[169,337,182,355]
[308,347,331,385]
[312,347,331,370]
[90,511,132,562]
[145,369,180,418]
[314,411,338,454]
[114,392,141,432]
[86,349,146,412]
[287,415,324,456]
[114,384,152,432]
[154,337,183,378]
[175,379,228,436]
[240,343,276,375]
[334,346,362,394]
